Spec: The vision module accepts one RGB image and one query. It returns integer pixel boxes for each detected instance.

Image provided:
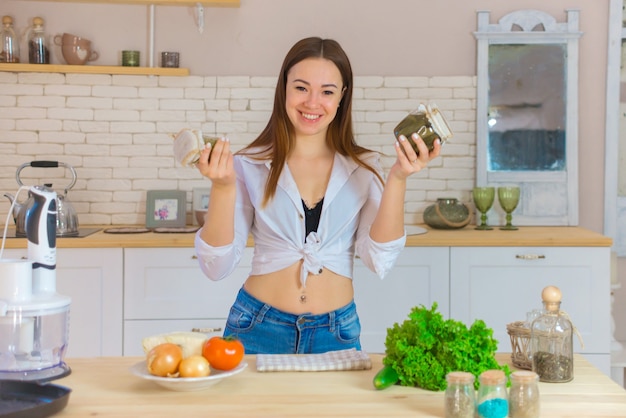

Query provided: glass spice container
[27,17,50,64]
[444,371,476,418]
[509,370,540,418]
[477,370,508,418]
[393,103,453,156]
[530,285,574,383]
[0,15,20,63]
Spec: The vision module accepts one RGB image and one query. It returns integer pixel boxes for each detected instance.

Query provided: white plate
[130,360,248,391]
[405,225,428,236]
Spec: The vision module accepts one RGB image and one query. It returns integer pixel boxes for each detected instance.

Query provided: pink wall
[5,1,623,340]
[3,0,609,233]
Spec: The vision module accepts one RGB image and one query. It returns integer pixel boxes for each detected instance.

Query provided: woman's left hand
[389,133,441,179]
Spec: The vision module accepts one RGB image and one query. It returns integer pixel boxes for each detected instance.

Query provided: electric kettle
[4,161,79,237]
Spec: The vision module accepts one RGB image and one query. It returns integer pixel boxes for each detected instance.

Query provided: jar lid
[426,103,453,141]
[33,17,44,26]
[511,371,539,383]
[446,371,475,384]
[2,16,13,25]
[479,369,506,385]
[542,285,562,311]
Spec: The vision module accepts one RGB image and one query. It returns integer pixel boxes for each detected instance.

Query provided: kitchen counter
[0,225,612,249]
[53,354,626,417]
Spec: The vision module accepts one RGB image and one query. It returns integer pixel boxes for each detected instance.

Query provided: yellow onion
[146,343,183,377]
[178,355,211,378]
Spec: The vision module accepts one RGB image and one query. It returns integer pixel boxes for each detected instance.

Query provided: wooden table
[52,354,626,417]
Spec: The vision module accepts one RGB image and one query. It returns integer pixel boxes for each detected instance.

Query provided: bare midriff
[243,261,354,315]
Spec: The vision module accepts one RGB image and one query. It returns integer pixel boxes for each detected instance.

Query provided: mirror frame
[605,0,622,253]
[474,9,582,226]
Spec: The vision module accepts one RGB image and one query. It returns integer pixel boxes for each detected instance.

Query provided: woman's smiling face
[285,57,344,139]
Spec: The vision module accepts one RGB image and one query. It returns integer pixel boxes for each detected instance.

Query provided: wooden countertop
[52,354,626,417]
[0,225,611,249]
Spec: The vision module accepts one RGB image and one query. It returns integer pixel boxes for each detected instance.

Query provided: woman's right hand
[196,137,236,188]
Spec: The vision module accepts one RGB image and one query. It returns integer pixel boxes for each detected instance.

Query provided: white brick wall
[0,73,476,226]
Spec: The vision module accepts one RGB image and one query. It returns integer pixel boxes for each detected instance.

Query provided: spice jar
[477,370,508,418]
[27,17,50,64]
[530,285,574,383]
[509,371,540,418]
[172,129,220,167]
[444,371,476,418]
[393,103,453,156]
[0,15,20,63]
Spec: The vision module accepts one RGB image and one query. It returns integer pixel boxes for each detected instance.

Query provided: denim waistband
[235,286,356,328]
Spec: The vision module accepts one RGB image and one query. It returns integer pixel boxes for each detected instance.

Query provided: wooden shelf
[0,63,189,76]
[17,0,239,6]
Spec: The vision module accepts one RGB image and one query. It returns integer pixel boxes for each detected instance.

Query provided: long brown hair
[239,37,383,207]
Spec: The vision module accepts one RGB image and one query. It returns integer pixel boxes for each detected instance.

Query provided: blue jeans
[223,287,362,354]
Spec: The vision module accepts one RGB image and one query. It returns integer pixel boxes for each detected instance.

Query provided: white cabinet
[3,228,611,370]
[2,247,124,358]
[353,247,449,353]
[450,246,611,375]
[122,247,249,356]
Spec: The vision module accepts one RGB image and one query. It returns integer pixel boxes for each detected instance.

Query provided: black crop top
[302,197,324,240]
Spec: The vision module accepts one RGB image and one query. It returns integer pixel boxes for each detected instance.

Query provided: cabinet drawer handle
[191,327,222,333]
[191,255,198,260]
[515,254,546,260]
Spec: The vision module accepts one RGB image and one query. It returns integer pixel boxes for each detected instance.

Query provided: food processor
[0,185,71,382]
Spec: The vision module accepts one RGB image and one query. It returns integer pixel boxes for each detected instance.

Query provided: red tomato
[202,336,245,371]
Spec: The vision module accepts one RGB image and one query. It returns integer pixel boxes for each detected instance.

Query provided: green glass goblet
[472,187,495,230]
[498,186,520,231]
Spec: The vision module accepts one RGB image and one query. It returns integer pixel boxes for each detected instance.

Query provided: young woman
[194,37,441,354]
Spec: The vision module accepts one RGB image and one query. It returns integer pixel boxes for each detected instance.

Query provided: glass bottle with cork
[0,15,20,63]
[530,285,574,382]
[476,369,508,418]
[444,371,475,418]
[509,370,540,418]
[26,17,50,64]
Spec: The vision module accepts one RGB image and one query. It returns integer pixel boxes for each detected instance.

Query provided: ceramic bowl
[129,360,248,391]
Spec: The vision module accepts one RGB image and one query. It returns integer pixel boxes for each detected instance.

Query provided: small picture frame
[192,187,211,225]
[145,190,187,228]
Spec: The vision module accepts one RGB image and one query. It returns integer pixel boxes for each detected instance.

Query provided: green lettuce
[383,302,509,391]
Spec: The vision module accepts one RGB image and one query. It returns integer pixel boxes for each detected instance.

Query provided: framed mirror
[475,9,582,226]
[606,0,626,257]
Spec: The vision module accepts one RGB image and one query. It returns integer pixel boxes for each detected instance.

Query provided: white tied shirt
[194,150,406,287]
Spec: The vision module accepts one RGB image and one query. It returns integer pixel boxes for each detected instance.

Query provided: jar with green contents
[477,370,508,418]
[393,103,453,156]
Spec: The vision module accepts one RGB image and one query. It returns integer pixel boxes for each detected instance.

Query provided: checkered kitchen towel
[256,349,372,372]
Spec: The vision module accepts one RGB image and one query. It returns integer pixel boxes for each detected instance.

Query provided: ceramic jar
[423,198,471,229]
